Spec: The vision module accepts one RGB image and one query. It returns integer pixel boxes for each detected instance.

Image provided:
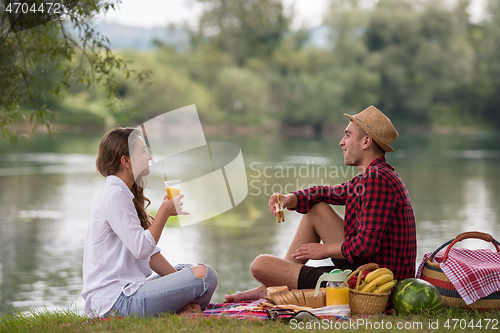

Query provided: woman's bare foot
[224,285,267,302]
[177,303,201,314]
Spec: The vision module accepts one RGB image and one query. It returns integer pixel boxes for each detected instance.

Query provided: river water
[1,131,499,316]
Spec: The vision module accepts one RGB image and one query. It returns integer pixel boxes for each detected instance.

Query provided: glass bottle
[325,280,350,306]
[314,268,352,306]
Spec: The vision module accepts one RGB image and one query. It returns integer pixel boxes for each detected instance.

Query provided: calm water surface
[0,131,499,316]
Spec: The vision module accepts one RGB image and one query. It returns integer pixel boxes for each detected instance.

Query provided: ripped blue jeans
[106,264,218,317]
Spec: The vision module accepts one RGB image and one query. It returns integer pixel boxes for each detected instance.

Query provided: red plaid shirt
[291,156,417,281]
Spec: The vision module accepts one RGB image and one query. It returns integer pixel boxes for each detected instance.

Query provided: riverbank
[9,118,496,141]
[1,131,499,319]
[1,307,499,333]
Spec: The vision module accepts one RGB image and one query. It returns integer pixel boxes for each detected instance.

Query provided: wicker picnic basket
[420,231,500,310]
[348,263,390,315]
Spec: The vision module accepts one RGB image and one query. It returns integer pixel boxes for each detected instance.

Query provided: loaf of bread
[266,288,326,309]
[266,286,289,298]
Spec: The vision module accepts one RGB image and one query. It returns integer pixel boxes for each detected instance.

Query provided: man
[225,105,416,302]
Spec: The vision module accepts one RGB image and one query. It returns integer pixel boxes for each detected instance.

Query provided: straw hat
[344,106,398,152]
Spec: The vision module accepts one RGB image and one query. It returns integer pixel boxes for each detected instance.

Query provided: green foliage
[363,0,474,125]
[0,0,150,141]
[325,0,371,65]
[213,67,271,125]
[195,0,290,66]
[464,0,500,126]
[113,50,218,125]
[3,0,500,137]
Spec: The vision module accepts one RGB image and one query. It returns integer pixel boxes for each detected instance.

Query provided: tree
[280,0,379,136]
[467,0,500,127]
[0,0,150,141]
[195,0,290,66]
[363,0,474,124]
[324,0,372,66]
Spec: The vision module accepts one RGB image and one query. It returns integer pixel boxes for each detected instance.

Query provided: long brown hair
[96,128,153,230]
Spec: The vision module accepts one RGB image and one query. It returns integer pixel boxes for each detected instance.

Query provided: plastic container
[310,304,351,317]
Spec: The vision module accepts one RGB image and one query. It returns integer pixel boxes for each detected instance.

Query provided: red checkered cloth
[416,248,500,305]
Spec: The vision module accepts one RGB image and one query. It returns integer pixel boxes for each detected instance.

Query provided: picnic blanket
[416,248,500,305]
[185,300,349,320]
[189,300,270,320]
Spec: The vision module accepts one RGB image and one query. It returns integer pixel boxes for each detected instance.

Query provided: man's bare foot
[177,303,201,314]
[224,285,267,302]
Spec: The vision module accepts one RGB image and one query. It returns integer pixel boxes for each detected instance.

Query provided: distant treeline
[51,0,500,134]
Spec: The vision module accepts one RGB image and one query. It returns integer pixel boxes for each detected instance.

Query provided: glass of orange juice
[165,180,181,199]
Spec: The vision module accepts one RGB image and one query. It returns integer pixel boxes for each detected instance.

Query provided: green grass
[1,307,499,333]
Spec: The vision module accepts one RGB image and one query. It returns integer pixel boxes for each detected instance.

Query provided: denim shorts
[106,263,218,317]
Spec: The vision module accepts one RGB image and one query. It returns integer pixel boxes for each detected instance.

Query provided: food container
[314,268,351,306]
[420,231,500,310]
[348,263,390,315]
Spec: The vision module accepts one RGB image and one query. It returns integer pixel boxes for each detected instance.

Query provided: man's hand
[291,243,332,260]
[268,193,296,216]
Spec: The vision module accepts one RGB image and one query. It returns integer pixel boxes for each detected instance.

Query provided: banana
[360,274,394,293]
[364,268,394,284]
[373,280,397,294]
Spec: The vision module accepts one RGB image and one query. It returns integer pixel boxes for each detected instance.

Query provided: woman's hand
[149,194,189,244]
[161,194,189,217]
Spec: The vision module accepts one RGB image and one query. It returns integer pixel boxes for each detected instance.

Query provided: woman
[82,128,218,317]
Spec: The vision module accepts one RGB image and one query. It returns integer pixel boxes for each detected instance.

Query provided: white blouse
[82,175,160,317]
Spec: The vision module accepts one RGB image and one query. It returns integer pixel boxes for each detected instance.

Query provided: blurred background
[1,0,500,317]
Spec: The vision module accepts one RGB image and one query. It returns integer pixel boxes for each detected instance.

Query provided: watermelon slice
[392,278,442,315]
